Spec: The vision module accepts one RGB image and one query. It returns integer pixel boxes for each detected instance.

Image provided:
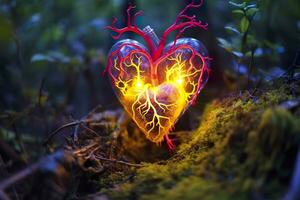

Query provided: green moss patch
[104,87,300,200]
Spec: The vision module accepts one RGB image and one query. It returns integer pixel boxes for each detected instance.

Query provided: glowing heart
[105,1,210,146]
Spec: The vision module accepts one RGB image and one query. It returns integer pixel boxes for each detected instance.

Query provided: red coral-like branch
[105,6,156,57]
[154,0,208,60]
[106,1,208,61]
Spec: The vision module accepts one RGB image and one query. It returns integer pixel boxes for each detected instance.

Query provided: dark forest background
[0,0,299,199]
[1,0,299,139]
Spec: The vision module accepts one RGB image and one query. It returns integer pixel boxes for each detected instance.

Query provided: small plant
[217,1,260,87]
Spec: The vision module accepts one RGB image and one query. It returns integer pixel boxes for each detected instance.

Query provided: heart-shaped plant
[105,0,210,148]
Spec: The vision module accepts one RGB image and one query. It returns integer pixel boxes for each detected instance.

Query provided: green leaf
[232,51,243,58]
[31,52,71,64]
[240,17,249,33]
[229,1,246,8]
[247,8,259,16]
[31,54,54,62]
[217,37,232,51]
[245,4,257,10]
[225,26,241,35]
[232,9,244,15]
[48,52,71,64]
[244,51,252,57]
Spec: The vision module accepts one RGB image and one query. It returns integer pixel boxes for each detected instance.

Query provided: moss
[141,177,242,200]
[104,87,300,200]
[244,108,300,198]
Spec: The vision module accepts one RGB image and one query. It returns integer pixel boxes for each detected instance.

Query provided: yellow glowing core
[112,52,201,143]
[176,79,183,85]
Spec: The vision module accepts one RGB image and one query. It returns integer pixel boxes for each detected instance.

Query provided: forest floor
[0,78,300,200]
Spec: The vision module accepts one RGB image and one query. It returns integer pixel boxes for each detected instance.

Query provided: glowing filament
[109,48,206,143]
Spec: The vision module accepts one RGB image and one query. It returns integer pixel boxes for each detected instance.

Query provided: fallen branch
[0,150,73,197]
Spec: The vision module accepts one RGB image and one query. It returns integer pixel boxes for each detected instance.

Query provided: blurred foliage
[0,0,299,112]
[215,0,300,88]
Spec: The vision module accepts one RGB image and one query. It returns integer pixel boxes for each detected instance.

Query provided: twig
[73,118,85,142]
[44,120,86,145]
[73,108,124,141]
[11,32,24,69]
[38,77,46,109]
[88,122,116,127]
[44,107,122,145]
[284,49,300,80]
[73,142,99,156]
[80,123,100,137]
[86,146,101,160]
[247,48,255,88]
[94,155,143,167]
[251,78,262,97]
[72,105,103,142]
